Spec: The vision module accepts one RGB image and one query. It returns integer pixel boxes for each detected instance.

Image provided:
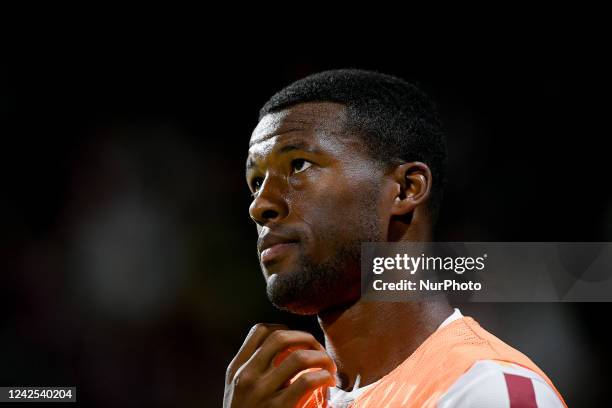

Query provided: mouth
[260,241,299,265]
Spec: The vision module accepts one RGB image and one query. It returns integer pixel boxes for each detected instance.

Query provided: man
[224,69,567,407]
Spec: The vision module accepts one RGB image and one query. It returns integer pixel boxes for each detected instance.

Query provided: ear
[390,162,432,216]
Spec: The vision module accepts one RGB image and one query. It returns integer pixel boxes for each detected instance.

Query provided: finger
[249,330,326,372]
[274,369,335,407]
[226,323,287,383]
[264,349,337,391]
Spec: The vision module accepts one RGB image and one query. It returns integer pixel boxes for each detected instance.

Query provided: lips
[258,232,299,265]
[260,242,298,264]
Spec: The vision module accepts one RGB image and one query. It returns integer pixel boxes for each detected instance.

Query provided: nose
[249,175,289,226]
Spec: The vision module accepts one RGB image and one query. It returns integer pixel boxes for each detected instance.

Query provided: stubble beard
[266,216,382,316]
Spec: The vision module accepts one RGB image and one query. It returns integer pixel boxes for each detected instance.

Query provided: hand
[223,323,336,407]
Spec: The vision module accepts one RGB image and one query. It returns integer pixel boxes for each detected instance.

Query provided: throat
[318,299,453,391]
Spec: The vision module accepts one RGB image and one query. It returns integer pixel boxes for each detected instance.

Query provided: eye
[291,159,312,174]
[251,177,263,193]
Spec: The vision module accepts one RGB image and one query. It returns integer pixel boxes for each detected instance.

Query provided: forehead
[248,102,350,156]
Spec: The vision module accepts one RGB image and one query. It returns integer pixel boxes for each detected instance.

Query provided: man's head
[246,69,446,315]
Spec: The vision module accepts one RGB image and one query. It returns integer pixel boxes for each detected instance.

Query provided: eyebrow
[246,140,321,171]
[246,157,257,170]
[278,141,312,154]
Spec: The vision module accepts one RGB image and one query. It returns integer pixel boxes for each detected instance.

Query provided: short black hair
[259,68,447,222]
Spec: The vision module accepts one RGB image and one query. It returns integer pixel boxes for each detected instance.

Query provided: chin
[267,275,360,316]
[264,251,362,315]
[273,301,322,316]
[265,273,330,316]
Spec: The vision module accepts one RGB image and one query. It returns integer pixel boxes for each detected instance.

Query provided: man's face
[246,102,390,315]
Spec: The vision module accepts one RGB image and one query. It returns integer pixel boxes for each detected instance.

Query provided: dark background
[2,40,611,406]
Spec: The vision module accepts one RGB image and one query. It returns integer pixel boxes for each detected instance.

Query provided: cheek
[290,176,349,218]
[290,179,381,247]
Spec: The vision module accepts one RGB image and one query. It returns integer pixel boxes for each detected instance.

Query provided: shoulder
[437,360,565,408]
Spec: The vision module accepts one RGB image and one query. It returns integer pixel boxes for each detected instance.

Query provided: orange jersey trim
[298,316,567,408]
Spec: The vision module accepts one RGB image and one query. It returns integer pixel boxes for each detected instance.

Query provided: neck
[317,298,453,390]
